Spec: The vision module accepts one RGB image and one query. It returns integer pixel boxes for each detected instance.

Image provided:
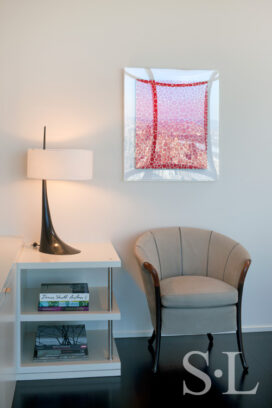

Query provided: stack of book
[38,283,90,312]
[34,324,88,361]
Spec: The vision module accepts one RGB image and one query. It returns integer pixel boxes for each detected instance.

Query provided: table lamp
[27,127,93,255]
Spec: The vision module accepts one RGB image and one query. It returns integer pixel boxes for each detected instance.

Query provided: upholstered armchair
[134,227,251,373]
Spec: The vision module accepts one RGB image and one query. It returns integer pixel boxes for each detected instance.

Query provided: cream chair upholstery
[134,227,251,373]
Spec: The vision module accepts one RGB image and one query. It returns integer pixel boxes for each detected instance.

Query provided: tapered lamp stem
[39,179,80,255]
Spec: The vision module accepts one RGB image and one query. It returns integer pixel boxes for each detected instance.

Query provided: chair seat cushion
[160,276,238,308]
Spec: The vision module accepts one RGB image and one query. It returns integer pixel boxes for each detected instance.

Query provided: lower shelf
[17,330,121,380]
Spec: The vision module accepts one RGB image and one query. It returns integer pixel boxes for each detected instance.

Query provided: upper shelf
[17,242,121,269]
[21,287,121,322]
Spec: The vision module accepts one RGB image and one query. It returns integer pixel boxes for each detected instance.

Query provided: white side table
[15,242,121,380]
[0,237,23,408]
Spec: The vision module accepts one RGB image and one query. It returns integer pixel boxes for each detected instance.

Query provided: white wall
[0,0,271,336]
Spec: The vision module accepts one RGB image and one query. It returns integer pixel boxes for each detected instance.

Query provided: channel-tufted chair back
[135,227,250,288]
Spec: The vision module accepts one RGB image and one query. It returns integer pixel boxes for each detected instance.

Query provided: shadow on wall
[115,230,148,293]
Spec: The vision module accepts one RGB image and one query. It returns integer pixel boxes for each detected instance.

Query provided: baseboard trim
[114,330,152,338]
[114,325,272,338]
[242,325,272,333]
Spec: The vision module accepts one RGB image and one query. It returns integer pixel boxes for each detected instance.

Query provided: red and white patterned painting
[124,68,219,181]
[135,79,208,169]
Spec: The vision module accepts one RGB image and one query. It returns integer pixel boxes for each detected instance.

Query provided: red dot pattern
[135,79,208,169]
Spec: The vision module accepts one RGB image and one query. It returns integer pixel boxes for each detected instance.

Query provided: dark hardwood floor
[13,332,272,408]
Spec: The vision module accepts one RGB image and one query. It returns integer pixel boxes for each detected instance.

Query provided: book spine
[34,355,88,361]
[34,349,88,360]
[40,293,89,301]
[38,301,89,307]
[38,306,89,311]
[35,345,87,350]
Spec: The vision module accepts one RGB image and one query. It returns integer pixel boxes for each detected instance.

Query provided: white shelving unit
[15,242,122,381]
[0,237,23,408]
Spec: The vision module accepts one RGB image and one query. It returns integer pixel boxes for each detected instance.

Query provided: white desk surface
[0,236,24,291]
[17,242,121,269]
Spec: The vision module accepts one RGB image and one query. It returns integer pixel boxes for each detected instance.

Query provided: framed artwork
[124,67,219,181]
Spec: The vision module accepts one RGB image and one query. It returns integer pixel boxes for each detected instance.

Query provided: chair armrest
[142,262,161,332]
[224,243,251,289]
[237,259,251,298]
[134,243,161,329]
[143,262,160,288]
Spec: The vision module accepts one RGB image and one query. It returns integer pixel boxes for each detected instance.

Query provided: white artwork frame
[124,67,219,181]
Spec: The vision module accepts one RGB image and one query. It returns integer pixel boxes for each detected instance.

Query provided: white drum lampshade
[27,127,93,256]
[27,149,93,181]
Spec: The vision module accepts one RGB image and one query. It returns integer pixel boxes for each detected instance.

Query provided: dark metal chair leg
[152,328,161,373]
[207,333,213,343]
[207,333,214,351]
[142,265,162,374]
[147,329,161,373]
[152,286,162,373]
[148,330,156,347]
[236,303,248,372]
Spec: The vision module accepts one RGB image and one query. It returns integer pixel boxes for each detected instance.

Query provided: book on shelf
[35,324,88,347]
[34,324,88,361]
[34,349,88,360]
[35,344,88,351]
[38,306,89,312]
[39,300,89,308]
[35,347,88,360]
[38,299,89,311]
[39,283,89,302]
